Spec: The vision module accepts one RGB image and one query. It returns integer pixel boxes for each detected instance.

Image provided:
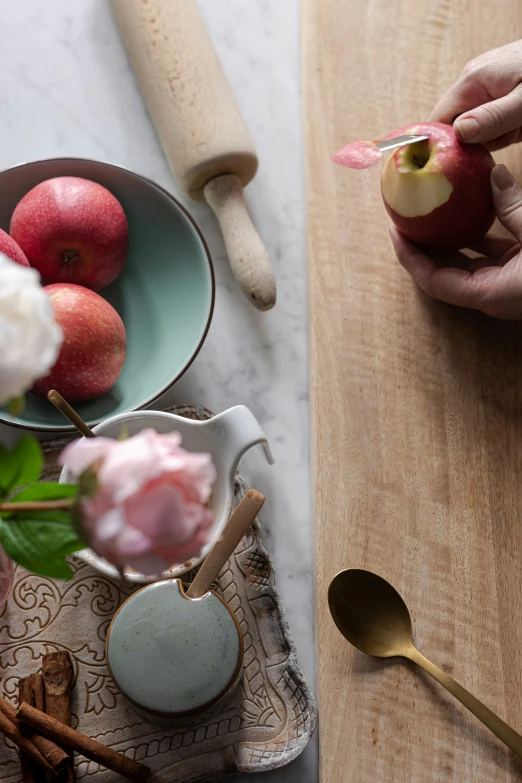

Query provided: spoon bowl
[328,569,413,658]
[328,568,522,760]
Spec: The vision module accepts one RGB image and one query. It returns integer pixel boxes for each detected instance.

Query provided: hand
[431,40,522,150]
[390,164,522,319]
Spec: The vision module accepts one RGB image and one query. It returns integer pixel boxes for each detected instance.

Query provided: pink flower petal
[59,437,117,474]
[97,429,162,501]
[70,427,217,575]
[332,140,382,170]
[124,482,188,540]
[126,551,171,576]
[114,525,153,557]
[92,507,124,542]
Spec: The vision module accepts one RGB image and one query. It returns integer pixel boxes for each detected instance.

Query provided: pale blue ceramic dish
[0,158,214,432]
[106,579,243,717]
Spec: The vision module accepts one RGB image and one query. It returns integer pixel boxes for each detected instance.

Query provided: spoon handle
[409,648,522,759]
[187,490,264,599]
[47,390,96,438]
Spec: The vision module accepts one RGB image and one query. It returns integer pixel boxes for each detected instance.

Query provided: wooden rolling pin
[110,0,276,312]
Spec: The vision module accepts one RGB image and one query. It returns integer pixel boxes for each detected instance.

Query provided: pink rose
[59,429,216,575]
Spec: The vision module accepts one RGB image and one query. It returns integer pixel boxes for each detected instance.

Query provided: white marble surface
[0,2,316,781]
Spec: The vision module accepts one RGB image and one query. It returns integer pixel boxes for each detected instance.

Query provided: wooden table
[304,1,522,780]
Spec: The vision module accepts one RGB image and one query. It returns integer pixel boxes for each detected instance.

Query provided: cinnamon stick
[42,652,73,724]
[0,696,68,770]
[43,651,75,782]
[19,676,46,783]
[0,706,54,774]
[32,675,45,715]
[17,703,151,782]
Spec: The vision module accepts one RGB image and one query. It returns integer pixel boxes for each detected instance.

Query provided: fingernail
[454,117,480,141]
[491,164,515,190]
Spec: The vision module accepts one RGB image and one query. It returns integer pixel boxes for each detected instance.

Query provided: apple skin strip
[332,139,382,169]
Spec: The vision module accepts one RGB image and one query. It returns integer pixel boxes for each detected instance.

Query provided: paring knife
[374,134,428,151]
[332,134,430,169]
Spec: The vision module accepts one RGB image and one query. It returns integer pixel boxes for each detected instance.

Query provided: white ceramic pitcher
[59,405,273,583]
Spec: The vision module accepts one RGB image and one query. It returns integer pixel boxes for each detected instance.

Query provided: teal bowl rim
[0,157,215,433]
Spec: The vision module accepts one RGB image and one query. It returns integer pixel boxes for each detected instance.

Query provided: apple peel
[332,140,383,170]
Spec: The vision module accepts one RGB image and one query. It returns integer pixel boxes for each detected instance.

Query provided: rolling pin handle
[203,174,276,312]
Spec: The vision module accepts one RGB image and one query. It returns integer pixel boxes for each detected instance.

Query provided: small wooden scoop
[187,489,264,598]
[47,390,96,438]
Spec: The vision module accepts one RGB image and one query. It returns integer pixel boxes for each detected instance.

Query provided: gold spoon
[47,390,96,438]
[328,568,522,759]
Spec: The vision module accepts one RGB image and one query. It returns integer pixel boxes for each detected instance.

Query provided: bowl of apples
[0,158,215,432]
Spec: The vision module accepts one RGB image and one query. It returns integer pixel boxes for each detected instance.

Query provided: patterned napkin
[0,406,316,782]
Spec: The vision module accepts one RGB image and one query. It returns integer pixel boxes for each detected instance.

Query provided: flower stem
[0,499,73,513]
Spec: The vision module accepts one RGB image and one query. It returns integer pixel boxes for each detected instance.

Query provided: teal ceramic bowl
[0,159,214,432]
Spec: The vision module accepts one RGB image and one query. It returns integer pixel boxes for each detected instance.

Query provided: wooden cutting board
[304,1,522,781]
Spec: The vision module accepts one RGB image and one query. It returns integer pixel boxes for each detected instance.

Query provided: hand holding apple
[390,163,522,320]
[333,122,495,249]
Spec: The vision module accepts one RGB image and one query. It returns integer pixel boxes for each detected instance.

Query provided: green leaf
[0,512,84,581]
[4,509,71,524]
[7,396,24,417]
[13,556,74,580]
[7,482,78,504]
[0,436,43,498]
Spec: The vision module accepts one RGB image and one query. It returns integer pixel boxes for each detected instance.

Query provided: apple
[380,122,495,248]
[10,177,128,290]
[31,283,127,402]
[0,228,29,267]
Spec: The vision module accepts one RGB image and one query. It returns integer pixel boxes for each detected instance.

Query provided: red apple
[10,177,128,290]
[31,283,126,402]
[380,122,495,248]
[0,228,29,267]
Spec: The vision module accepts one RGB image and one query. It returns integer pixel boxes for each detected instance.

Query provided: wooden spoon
[187,489,264,598]
[328,568,522,759]
[47,390,96,438]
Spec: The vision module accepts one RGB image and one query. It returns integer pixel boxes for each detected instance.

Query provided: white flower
[0,253,63,404]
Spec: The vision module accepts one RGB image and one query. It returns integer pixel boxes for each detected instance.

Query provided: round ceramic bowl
[59,406,273,582]
[0,158,214,432]
[106,579,243,717]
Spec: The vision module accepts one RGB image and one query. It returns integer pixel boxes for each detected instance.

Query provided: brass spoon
[328,568,522,759]
[47,390,96,438]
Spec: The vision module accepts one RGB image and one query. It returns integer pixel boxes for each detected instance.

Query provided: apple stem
[0,499,73,513]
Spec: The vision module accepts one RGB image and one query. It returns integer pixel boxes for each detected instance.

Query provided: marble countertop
[0,2,316,781]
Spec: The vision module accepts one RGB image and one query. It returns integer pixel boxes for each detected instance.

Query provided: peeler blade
[374,134,428,152]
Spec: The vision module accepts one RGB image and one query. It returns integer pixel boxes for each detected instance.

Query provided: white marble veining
[0,2,315,780]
